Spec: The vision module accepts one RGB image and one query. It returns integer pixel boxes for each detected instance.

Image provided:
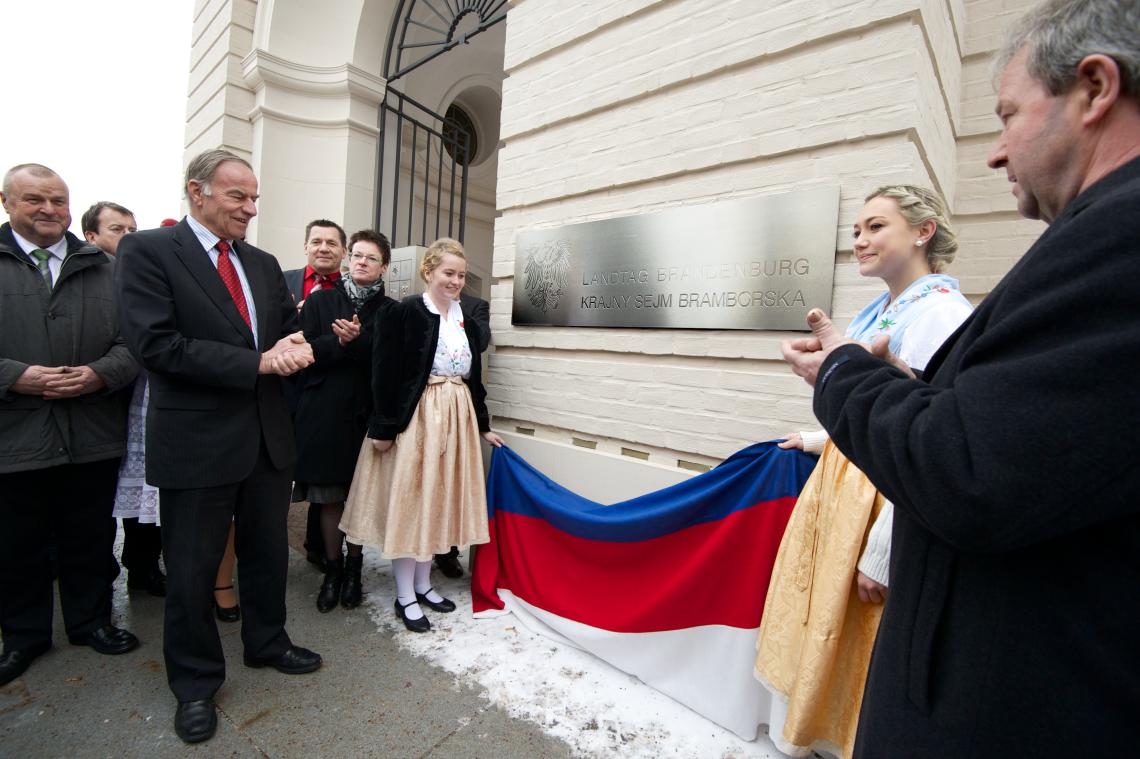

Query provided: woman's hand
[371,439,394,453]
[482,431,505,448]
[856,571,888,604]
[777,432,804,450]
[333,314,361,346]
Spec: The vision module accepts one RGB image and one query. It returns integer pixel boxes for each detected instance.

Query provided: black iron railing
[375,89,471,248]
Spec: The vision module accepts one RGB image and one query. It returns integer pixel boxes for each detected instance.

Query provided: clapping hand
[782,309,912,386]
[332,314,361,346]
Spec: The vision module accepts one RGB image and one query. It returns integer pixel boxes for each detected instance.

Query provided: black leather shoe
[0,642,50,687]
[68,625,140,655]
[394,598,431,633]
[243,645,322,674]
[174,699,217,744]
[127,568,167,597]
[213,585,240,623]
[434,549,464,578]
[415,588,456,613]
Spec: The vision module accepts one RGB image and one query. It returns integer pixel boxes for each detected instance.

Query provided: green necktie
[31,248,53,288]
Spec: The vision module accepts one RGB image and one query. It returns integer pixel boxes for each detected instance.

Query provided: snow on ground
[358,548,788,759]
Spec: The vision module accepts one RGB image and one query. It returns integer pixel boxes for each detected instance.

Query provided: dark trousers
[159,442,293,702]
[0,459,121,652]
[121,518,162,573]
[304,503,323,556]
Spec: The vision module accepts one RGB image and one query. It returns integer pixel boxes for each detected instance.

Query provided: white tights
[392,557,445,620]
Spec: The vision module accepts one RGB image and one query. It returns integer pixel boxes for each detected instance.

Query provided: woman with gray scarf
[291,229,394,611]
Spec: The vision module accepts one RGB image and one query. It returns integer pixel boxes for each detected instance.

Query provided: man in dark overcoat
[782,1,1140,756]
[0,164,140,687]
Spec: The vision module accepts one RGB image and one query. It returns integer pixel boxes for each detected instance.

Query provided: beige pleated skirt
[340,375,490,561]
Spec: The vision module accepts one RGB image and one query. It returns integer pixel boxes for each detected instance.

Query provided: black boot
[341,554,363,609]
[316,555,344,613]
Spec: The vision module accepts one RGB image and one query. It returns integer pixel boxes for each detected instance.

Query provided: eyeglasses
[349,253,383,264]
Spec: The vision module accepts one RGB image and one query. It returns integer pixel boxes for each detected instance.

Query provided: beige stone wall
[487,0,1042,468]
[186,0,258,164]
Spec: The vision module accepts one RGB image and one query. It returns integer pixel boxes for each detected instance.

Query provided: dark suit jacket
[115,220,299,489]
[815,157,1140,757]
[283,267,303,305]
[368,295,490,440]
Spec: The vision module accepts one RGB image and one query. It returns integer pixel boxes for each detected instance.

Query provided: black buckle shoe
[415,588,456,613]
[174,699,217,744]
[213,585,240,622]
[394,598,431,633]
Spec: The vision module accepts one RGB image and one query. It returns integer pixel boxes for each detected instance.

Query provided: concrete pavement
[0,504,573,759]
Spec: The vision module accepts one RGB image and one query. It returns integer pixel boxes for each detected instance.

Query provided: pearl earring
[915,239,925,247]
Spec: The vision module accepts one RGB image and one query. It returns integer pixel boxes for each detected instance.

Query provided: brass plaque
[512,187,839,331]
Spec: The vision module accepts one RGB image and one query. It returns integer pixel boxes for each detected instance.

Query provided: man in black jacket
[782,1,1140,756]
[0,164,141,687]
[116,149,322,744]
[283,219,347,567]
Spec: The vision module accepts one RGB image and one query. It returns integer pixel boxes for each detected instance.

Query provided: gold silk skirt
[754,440,885,759]
[340,375,490,561]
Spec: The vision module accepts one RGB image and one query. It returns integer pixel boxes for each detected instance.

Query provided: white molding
[241,48,387,104]
[244,103,381,137]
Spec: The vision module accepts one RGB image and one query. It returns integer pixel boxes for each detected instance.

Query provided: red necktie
[215,240,251,328]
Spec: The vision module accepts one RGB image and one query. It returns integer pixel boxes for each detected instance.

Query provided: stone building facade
[186,0,1041,483]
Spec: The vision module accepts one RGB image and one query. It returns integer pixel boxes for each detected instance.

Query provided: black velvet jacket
[367,294,490,440]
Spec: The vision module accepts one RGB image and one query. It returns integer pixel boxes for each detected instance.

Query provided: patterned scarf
[343,276,385,311]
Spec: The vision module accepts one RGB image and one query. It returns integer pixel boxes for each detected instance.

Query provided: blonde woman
[757,185,972,758]
[341,238,503,632]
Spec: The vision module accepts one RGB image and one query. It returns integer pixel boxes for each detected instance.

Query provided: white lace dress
[112,375,160,525]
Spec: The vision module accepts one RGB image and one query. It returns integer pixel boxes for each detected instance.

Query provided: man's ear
[1075,53,1122,127]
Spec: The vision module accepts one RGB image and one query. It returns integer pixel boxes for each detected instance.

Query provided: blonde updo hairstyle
[419,237,466,282]
[865,185,958,273]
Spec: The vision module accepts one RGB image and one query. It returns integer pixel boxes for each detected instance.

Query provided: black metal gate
[375,89,471,248]
[375,0,508,248]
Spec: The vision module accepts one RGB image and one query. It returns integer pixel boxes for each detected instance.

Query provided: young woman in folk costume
[340,238,503,632]
[756,185,973,759]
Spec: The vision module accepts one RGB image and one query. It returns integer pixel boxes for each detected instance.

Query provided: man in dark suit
[433,290,492,579]
[81,200,165,598]
[282,219,347,566]
[116,149,322,745]
[0,164,140,688]
[782,1,1140,756]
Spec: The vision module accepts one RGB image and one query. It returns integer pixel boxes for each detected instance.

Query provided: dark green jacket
[0,223,138,473]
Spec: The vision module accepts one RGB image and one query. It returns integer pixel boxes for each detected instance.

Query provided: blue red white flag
[472,441,817,739]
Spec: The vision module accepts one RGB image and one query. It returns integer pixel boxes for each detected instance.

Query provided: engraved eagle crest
[523,240,571,314]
